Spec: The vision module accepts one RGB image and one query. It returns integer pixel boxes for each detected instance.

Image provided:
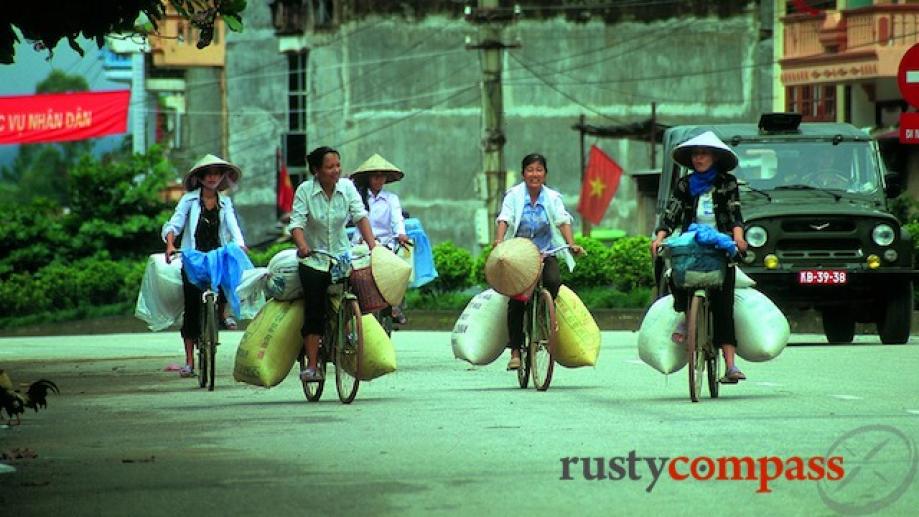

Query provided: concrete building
[775,0,919,198]
[210,1,776,250]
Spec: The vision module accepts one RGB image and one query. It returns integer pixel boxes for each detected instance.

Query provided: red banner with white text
[0,90,131,145]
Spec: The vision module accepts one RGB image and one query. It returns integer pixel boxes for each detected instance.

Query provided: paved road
[1,331,918,516]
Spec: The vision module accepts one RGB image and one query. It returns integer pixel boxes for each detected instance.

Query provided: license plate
[798,270,847,285]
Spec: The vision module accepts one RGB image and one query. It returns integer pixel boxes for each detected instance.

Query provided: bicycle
[686,286,719,403]
[171,250,219,392]
[515,246,566,391]
[662,244,739,403]
[297,249,365,404]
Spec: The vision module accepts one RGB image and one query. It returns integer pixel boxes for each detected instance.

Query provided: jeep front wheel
[877,283,913,345]
[822,309,855,344]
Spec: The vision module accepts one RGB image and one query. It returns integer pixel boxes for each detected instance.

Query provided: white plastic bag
[735,267,756,288]
[266,249,302,300]
[135,253,184,331]
[734,288,789,362]
[638,295,687,374]
[451,289,509,365]
[236,268,268,320]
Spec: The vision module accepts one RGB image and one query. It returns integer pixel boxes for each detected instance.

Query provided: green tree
[66,145,174,260]
[0,69,92,205]
[1,0,247,64]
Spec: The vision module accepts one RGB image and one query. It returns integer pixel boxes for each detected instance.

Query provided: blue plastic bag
[182,243,254,318]
[405,218,438,288]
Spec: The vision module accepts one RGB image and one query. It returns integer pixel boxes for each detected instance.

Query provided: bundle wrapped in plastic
[638,295,687,374]
[233,299,304,387]
[451,289,509,365]
[553,285,601,368]
[135,253,184,331]
[182,242,257,319]
[265,249,302,300]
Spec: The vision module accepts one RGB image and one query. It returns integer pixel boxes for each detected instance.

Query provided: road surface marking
[832,394,863,400]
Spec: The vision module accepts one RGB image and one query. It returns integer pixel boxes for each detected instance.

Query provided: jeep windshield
[730,140,883,203]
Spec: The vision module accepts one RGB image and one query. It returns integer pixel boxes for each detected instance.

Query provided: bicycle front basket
[669,242,727,289]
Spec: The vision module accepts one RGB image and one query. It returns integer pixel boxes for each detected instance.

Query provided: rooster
[0,370,59,426]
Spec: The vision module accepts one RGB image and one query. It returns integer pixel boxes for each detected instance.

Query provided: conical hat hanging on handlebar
[371,245,413,305]
[485,238,541,297]
[350,154,405,183]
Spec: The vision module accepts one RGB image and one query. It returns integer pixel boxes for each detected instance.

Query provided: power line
[508,52,625,124]
[334,84,478,148]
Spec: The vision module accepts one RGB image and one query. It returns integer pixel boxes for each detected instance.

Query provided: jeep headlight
[745,226,768,248]
[872,224,895,246]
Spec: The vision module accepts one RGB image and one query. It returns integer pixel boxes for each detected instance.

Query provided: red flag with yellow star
[577,145,622,225]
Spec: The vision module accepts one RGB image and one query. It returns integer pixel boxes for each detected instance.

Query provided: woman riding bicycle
[495,153,585,371]
[349,153,411,324]
[162,154,247,378]
[288,146,376,382]
[650,131,749,383]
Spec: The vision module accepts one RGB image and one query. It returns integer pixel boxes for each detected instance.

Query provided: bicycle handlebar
[542,244,571,258]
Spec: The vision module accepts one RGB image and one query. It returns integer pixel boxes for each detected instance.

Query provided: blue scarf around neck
[689,167,717,197]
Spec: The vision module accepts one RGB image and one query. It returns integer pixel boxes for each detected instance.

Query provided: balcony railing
[784,5,919,59]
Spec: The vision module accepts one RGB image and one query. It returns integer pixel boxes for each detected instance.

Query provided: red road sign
[897,43,919,108]
[899,112,919,144]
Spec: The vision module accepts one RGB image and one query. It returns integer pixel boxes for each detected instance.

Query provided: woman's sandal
[720,366,746,384]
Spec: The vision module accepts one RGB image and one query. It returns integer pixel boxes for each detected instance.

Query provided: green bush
[0,257,144,319]
[249,241,296,267]
[67,146,174,261]
[471,242,493,285]
[429,241,473,292]
[906,222,919,269]
[608,235,654,291]
[559,236,614,289]
[575,286,651,309]
[0,198,70,274]
[404,289,476,311]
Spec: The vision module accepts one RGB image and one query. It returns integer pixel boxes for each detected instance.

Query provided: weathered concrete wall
[225,7,772,252]
[224,4,288,246]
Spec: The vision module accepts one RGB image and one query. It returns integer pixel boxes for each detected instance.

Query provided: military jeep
[654,113,917,344]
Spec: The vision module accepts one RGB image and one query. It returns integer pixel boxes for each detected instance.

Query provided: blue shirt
[515,189,552,252]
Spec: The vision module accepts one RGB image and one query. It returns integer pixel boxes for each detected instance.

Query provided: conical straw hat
[371,245,413,305]
[671,130,738,172]
[350,153,405,183]
[485,238,541,297]
[183,154,243,191]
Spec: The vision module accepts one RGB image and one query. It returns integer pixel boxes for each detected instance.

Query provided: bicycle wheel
[516,344,530,388]
[378,308,393,338]
[530,289,557,391]
[196,340,207,389]
[707,349,720,399]
[686,294,706,403]
[335,299,363,404]
[299,352,326,402]
[203,294,218,392]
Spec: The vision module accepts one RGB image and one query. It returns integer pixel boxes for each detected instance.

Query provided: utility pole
[649,102,657,169]
[466,2,520,243]
[578,113,591,237]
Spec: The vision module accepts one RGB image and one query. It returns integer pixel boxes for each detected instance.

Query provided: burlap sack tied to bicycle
[485,238,541,297]
[370,245,413,305]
